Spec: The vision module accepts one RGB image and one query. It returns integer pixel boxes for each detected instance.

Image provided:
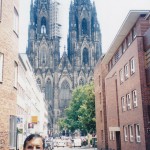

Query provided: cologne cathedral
[27,0,102,134]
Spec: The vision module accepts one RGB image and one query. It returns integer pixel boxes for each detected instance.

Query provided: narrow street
[53,146,97,150]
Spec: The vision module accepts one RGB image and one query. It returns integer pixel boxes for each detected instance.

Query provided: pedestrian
[23,134,45,150]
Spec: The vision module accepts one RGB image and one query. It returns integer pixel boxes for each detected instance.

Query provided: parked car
[56,139,66,147]
[45,139,54,150]
[72,138,82,147]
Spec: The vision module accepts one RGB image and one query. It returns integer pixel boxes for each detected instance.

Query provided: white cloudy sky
[19,0,150,55]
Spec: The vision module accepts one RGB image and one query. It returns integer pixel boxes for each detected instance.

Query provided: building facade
[94,10,150,150]
[17,54,48,149]
[0,0,19,149]
[27,0,102,134]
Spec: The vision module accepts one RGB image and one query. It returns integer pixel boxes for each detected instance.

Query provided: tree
[58,82,96,135]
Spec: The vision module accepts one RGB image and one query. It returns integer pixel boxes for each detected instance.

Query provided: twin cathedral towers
[27,0,102,133]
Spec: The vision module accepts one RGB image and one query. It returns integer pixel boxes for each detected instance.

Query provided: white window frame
[135,124,141,143]
[130,58,135,75]
[124,126,128,141]
[133,26,137,39]
[14,61,18,88]
[13,7,19,35]
[119,69,124,83]
[124,64,129,79]
[127,32,132,47]
[0,52,4,82]
[9,115,17,148]
[109,131,115,141]
[122,41,126,53]
[126,93,131,110]
[132,90,138,108]
[129,125,134,142]
[121,96,126,111]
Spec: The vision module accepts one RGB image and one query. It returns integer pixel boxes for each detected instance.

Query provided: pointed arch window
[82,18,88,35]
[60,80,71,110]
[41,17,46,34]
[40,50,46,65]
[83,48,89,65]
[79,78,84,86]
[36,78,41,89]
[45,78,53,101]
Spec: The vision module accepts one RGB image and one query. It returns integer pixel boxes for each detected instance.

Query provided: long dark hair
[23,134,45,149]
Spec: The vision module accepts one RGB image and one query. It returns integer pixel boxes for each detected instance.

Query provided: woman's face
[24,137,43,150]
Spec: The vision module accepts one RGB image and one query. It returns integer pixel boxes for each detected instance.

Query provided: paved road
[53,146,97,150]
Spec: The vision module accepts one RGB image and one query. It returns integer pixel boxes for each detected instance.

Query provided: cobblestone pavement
[53,146,97,150]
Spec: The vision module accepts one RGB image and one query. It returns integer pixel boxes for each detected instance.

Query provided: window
[132,26,137,39]
[79,78,84,86]
[13,7,19,35]
[130,58,135,75]
[9,115,17,148]
[100,111,102,122]
[60,80,71,114]
[108,61,112,71]
[45,78,53,101]
[124,126,128,141]
[14,61,18,88]
[135,124,141,142]
[115,51,119,63]
[41,17,47,34]
[124,64,129,79]
[121,96,126,111]
[83,48,89,65]
[110,131,115,141]
[0,52,4,82]
[119,69,124,84]
[126,93,131,110]
[132,90,138,108]
[129,125,134,142]
[101,130,104,141]
[99,92,101,104]
[99,75,101,86]
[148,105,150,122]
[0,0,2,21]
[82,18,88,35]
[127,32,132,47]
[122,40,126,53]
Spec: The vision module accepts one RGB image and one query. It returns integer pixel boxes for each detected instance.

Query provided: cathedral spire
[74,0,91,5]
[30,0,34,25]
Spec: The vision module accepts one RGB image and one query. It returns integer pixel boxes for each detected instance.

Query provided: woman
[23,134,45,150]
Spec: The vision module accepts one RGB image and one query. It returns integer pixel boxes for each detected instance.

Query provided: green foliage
[58,82,96,134]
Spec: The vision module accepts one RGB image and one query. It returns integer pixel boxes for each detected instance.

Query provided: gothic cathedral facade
[27,0,102,134]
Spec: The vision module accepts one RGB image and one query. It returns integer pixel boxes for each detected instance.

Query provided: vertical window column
[132,90,138,108]
[126,93,131,110]
[124,126,128,141]
[135,124,141,143]
[129,125,134,142]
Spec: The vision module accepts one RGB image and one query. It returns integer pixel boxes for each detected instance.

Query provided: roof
[102,10,150,64]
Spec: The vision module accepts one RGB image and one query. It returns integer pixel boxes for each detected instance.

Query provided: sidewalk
[81,145,97,149]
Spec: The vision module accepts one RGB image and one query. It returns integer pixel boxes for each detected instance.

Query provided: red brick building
[0,0,19,149]
[94,10,150,150]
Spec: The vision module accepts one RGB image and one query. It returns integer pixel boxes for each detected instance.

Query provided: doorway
[116,131,121,150]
